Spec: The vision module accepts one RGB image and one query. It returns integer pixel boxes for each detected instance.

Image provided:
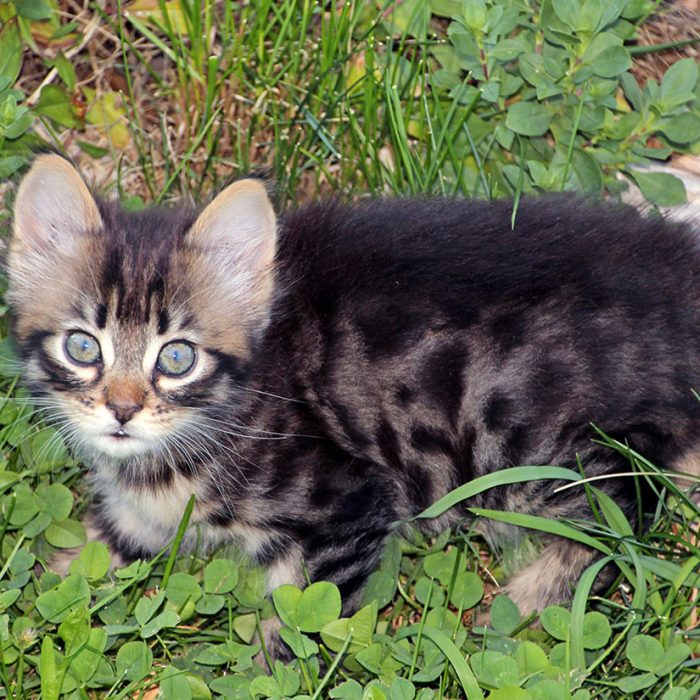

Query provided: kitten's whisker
[234,384,308,404]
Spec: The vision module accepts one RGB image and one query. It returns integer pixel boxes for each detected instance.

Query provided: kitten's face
[7,156,277,467]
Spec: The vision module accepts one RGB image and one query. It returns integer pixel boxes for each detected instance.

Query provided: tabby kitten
[7,155,700,657]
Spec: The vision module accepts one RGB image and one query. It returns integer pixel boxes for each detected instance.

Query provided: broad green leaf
[45,519,86,549]
[490,595,521,635]
[415,576,445,607]
[620,71,644,111]
[66,628,107,683]
[37,483,73,522]
[514,641,549,675]
[662,688,695,700]
[424,549,460,585]
[540,606,570,641]
[506,102,552,137]
[140,610,179,638]
[583,33,630,78]
[134,592,165,626]
[658,113,700,144]
[582,611,611,649]
[470,650,520,689]
[430,0,463,18]
[654,642,691,676]
[450,571,483,610]
[463,0,487,31]
[9,548,35,574]
[279,626,319,658]
[572,148,603,193]
[362,569,397,608]
[0,590,20,611]
[34,85,80,129]
[297,581,342,633]
[551,0,579,29]
[272,584,302,629]
[626,169,687,207]
[53,51,77,90]
[58,608,90,654]
[0,22,22,91]
[159,666,193,700]
[204,558,238,594]
[250,662,300,697]
[232,612,256,643]
[529,679,571,700]
[116,641,153,681]
[69,541,111,580]
[9,484,40,526]
[164,572,202,609]
[195,592,225,615]
[390,677,416,700]
[0,471,19,494]
[615,673,657,693]
[13,0,53,20]
[626,634,663,672]
[589,46,632,78]
[660,58,698,110]
[209,675,251,698]
[36,575,91,623]
[489,688,529,700]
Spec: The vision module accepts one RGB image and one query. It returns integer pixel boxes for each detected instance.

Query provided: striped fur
[8,155,700,659]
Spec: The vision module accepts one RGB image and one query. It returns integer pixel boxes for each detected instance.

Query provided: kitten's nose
[106,399,142,425]
[105,380,145,425]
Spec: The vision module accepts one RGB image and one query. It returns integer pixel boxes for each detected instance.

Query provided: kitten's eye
[64,331,101,365]
[157,341,196,377]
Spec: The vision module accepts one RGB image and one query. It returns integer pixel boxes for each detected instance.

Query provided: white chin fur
[90,434,155,460]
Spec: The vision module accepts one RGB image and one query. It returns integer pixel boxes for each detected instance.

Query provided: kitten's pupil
[64,331,101,365]
[157,341,196,376]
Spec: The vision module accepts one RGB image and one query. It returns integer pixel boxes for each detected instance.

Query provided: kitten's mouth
[112,429,130,439]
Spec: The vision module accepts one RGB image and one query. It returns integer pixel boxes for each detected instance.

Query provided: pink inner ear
[13,155,102,250]
[188,179,277,263]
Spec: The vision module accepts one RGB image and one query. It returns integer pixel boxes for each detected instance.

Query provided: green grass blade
[416,466,583,520]
[396,623,485,700]
[468,508,612,554]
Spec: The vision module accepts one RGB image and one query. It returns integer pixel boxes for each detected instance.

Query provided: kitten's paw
[254,617,294,670]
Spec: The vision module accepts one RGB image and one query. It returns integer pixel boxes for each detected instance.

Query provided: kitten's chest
[91,467,273,558]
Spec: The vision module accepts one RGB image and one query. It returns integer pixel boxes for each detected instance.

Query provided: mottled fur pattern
[8,156,700,657]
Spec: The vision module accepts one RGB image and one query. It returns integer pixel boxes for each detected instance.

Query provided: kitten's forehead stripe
[95,303,108,329]
[157,309,170,335]
[96,200,198,326]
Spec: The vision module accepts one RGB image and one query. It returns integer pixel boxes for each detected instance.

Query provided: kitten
[7,155,700,657]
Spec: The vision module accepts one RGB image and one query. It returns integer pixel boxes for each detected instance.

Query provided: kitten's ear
[13,154,102,250]
[187,179,278,337]
[188,178,277,266]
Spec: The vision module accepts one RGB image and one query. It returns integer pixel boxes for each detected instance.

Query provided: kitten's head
[7,155,277,466]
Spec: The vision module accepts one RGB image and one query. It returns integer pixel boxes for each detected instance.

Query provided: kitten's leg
[502,538,607,615]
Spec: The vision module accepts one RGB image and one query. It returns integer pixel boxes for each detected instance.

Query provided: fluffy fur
[7,155,700,656]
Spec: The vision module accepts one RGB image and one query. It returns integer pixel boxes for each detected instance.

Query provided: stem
[161,493,196,589]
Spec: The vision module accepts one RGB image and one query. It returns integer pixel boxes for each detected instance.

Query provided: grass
[1,1,700,698]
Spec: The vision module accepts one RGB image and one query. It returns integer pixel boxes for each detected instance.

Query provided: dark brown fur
[7,156,700,659]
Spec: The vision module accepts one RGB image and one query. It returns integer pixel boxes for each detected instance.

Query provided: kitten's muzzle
[104,379,146,425]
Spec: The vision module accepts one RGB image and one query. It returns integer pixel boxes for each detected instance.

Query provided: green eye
[64,331,101,365]
[157,341,196,377]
